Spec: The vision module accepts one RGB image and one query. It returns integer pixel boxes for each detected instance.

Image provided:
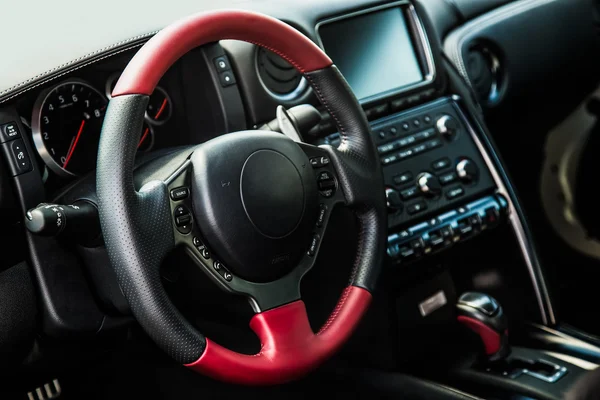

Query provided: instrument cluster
[31,75,173,178]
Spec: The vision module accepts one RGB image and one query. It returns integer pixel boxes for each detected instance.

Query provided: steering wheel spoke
[165,153,302,312]
[169,142,347,313]
[186,284,371,385]
[164,159,246,295]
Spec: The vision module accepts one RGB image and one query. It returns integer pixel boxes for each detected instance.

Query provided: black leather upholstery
[97,94,205,364]
[305,66,386,291]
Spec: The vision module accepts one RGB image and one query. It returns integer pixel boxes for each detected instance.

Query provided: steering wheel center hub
[241,149,305,238]
[190,131,318,282]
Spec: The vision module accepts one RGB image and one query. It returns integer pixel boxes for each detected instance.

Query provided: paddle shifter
[456,292,510,363]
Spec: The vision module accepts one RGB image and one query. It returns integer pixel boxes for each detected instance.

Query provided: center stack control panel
[323,98,506,265]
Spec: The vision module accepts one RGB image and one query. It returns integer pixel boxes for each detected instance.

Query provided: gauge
[145,87,172,124]
[32,80,108,177]
[138,122,154,152]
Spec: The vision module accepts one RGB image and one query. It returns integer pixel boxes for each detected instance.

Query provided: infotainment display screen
[318,7,424,101]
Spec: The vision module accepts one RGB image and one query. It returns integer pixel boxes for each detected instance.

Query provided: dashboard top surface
[0,0,390,100]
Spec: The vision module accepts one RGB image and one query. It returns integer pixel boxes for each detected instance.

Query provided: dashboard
[0,0,599,395]
[9,0,442,200]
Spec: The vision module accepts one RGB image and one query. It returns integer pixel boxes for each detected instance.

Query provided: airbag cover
[241,149,304,238]
[190,131,318,282]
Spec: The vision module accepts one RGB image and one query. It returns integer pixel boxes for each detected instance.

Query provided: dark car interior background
[2,0,600,399]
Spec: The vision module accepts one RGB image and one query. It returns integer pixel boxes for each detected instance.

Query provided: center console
[312,2,574,399]
[314,1,512,270]
[322,98,507,266]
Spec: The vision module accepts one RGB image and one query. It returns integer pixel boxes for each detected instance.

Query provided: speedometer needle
[136,98,167,149]
[154,98,168,120]
[63,120,85,169]
[138,127,150,149]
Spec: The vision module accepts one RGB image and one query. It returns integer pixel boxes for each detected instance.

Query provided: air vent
[465,44,504,106]
[257,48,306,101]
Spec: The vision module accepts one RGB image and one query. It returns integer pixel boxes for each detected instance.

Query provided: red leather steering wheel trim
[112,10,332,97]
[186,286,371,385]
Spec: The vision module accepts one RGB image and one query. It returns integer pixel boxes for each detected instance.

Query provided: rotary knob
[436,115,459,140]
[385,188,403,213]
[456,159,479,183]
[417,173,441,197]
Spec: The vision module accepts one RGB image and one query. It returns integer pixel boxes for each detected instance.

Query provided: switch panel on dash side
[0,121,33,176]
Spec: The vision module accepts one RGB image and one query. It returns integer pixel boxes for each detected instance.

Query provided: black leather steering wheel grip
[305,67,386,291]
[98,94,206,363]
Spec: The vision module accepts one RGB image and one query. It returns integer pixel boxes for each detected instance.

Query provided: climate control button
[400,186,419,200]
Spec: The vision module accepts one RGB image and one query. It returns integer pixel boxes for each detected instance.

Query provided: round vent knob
[456,159,479,183]
[436,115,458,140]
[417,173,441,197]
[257,48,305,99]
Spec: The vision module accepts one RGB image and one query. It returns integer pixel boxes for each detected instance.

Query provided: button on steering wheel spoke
[164,159,238,291]
[298,142,347,206]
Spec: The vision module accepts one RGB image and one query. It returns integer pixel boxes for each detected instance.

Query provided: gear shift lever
[456,292,510,362]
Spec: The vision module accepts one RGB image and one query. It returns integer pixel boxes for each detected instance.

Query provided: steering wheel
[97,10,385,385]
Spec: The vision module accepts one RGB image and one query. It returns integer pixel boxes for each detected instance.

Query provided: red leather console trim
[185,286,371,385]
[112,10,332,96]
[457,316,501,356]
